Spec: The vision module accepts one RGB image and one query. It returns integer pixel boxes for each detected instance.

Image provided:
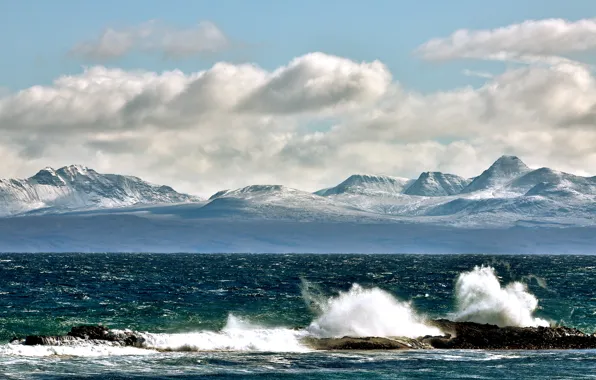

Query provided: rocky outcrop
[306,320,596,350]
[422,319,596,350]
[305,336,432,350]
[15,321,596,350]
[20,325,145,347]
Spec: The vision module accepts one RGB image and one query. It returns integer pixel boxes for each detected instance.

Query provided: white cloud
[1,52,596,196]
[70,20,229,60]
[238,53,391,114]
[417,18,596,66]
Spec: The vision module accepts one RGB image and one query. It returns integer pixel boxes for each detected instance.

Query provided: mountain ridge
[0,165,200,217]
[0,156,595,227]
[403,172,471,197]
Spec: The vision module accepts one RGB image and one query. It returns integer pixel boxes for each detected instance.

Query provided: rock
[304,336,432,350]
[68,325,110,340]
[23,325,145,347]
[423,319,596,349]
[24,335,79,346]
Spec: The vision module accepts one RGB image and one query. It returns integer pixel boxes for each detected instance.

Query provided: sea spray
[139,314,309,352]
[306,283,442,338]
[453,266,549,327]
[300,278,327,314]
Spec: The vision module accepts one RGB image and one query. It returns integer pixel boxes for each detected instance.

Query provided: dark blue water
[1,253,595,379]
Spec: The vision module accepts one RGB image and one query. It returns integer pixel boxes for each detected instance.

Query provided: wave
[306,283,442,338]
[0,342,154,357]
[139,315,309,352]
[1,266,552,357]
[453,266,549,327]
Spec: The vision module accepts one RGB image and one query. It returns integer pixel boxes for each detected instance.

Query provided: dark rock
[24,335,79,346]
[68,325,110,340]
[24,335,45,346]
[424,319,596,349]
[304,336,432,350]
[123,334,146,348]
[23,325,144,347]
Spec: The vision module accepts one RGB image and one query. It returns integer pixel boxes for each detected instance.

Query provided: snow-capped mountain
[311,155,596,225]
[510,168,596,198]
[0,165,200,216]
[314,174,413,196]
[1,156,596,253]
[403,172,471,197]
[203,184,386,222]
[0,156,595,228]
[460,155,531,194]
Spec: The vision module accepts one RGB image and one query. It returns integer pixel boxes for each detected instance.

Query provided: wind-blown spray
[453,266,549,327]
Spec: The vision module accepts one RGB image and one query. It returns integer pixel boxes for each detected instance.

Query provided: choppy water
[1,253,595,379]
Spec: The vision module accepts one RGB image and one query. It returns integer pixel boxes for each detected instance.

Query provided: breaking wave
[1,266,552,356]
[0,342,153,357]
[306,283,442,338]
[453,266,549,327]
[139,314,309,352]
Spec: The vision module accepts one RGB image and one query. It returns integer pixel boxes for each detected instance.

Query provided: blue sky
[1,0,593,92]
[0,0,596,194]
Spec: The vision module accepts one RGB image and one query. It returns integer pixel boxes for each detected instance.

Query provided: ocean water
[0,253,595,379]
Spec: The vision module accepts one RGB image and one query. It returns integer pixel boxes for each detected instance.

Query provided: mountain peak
[403,171,470,197]
[1,165,200,216]
[489,155,529,173]
[461,155,531,193]
[55,164,94,177]
[315,174,412,196]
[33,165,94,182]
[211,185,290,199]
[31,167,66,186]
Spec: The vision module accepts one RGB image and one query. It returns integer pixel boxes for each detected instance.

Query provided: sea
[0,253,595,379]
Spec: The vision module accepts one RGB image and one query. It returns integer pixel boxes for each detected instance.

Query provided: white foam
[453,266,550,327]
[307,283,443,338]
[0,342,155,357]
[139,314,310,352]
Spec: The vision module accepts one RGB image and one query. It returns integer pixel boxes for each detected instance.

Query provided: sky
[1,0,596,196]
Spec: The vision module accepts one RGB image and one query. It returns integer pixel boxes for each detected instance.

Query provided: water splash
[453,266,549,327]
[139,314,309,352]
[306,283,442,338]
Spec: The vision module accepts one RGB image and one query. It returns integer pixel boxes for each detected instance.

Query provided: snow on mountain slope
[525,178,596,199]
[1,155,595,228]
[509,167,567,193]
[461,155,531,195]
[203,184,389,222]
[312,174,435,216]
[315,174,414,196]
[403,172,471,196]
[310,155,596,224]
[0,165,200,216]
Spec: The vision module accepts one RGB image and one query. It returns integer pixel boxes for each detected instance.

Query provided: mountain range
[0,165,199,217]
[1,156,595,253]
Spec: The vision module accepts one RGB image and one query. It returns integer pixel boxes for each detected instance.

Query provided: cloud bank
[3,18,596,196]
